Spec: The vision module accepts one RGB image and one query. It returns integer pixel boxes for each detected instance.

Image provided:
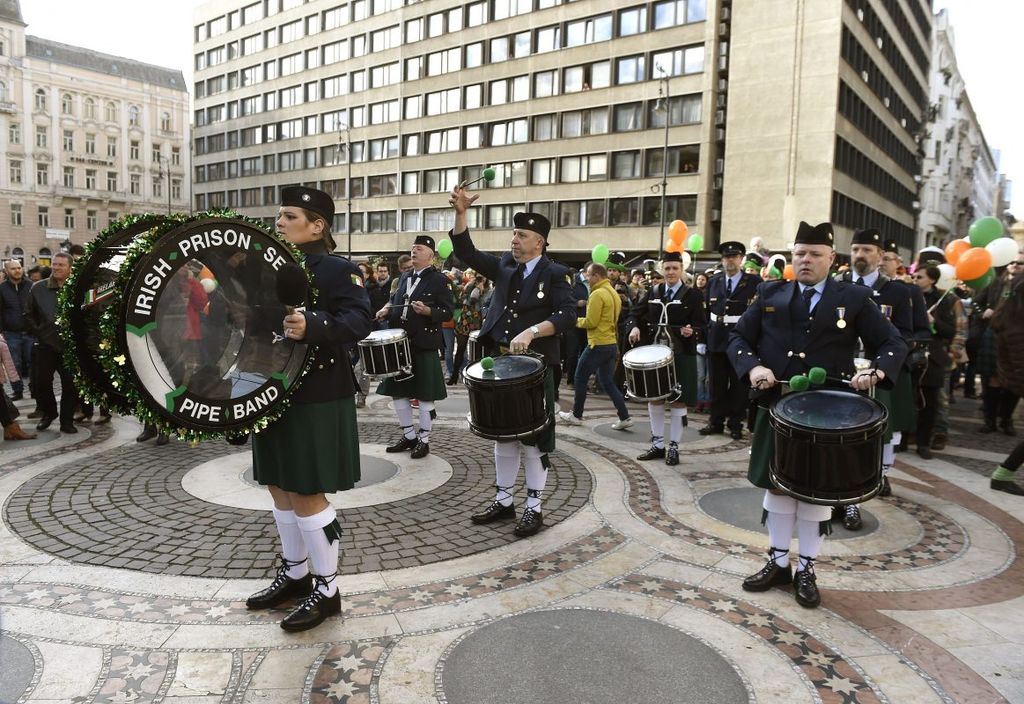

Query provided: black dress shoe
[27,410,42,419]
[280,578,341,632]
[513,507,544,537]
[917,446,933,460]
[471,500,516,524]
[385,436,417,453]
[931,434,947,451]
[878,476,892,497]
[742,555,793,592]
[410,441,429,458]
[246,559,313,610]
[59,424,78,434]
[136,426,158,442]
[979,423,997,434]
[1002,421,1017,436]
[36,415,55,431]
[698,425,724,436]
[793,565,821,608]
[636,445,666,461]
[992,479,1024,496]
[842,505,863,531]
[729,428,743,440]
[665,442,679,466]
[156,433,170,446]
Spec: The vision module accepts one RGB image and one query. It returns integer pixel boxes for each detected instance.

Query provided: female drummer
[246,186,372,632]
[625,250,706,466]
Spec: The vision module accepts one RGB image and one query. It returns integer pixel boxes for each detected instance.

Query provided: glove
[696,343,707,355]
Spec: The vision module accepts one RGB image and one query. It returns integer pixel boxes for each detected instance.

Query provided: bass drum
[115,216,314,437]
[463,355,548,441]
[769,389,888,506]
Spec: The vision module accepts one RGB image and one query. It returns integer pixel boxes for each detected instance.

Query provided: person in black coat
[449,187,575,538]
[375,235,453,459]
[247,186,372,632]
[728,221,907,610]
[913,265,956,460]
[699,241,761,440]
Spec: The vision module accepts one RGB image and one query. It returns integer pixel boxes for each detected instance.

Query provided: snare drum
[769,389,888,506]
[622,344,677,401]
[463,355,549,441]
[466,330,483,364]
[358,328,412,378]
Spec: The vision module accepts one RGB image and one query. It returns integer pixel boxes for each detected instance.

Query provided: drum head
[364,328,408,344]
[773,389,884,431]
[623,344,673,367]
[118,217,313,437]
[464,354,544,381]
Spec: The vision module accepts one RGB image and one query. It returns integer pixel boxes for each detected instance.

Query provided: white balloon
[200,278,217,293]
[681,251,692,270]
[936,263,957,291]
[986,237,1019,268]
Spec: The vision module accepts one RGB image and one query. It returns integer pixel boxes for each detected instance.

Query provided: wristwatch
[529,325,541,335]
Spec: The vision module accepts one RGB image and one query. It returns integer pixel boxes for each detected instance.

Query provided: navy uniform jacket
[384,266,453,351]
[450,228,575,365]
[728,277,907,385]
[704,271,761,353]
[839,271,914,357]
[626,283,706,354]
[293,250,373,403]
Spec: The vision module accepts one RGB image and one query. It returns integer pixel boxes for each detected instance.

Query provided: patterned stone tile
[93,649,176,703]
[308,641,387,704]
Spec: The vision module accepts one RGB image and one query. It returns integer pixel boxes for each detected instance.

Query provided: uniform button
[787,351,793,357]
[323,320,328,325]
[799,353,806,359]
[318,364,324,369]
[329,358,335,363]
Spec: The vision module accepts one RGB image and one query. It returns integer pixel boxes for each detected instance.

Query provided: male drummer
[837,228,916,529]
[626,251,706,466]
[448,187,575,537]
[699,241,761,440]
[376,235,453,459]
[728,221,907,608]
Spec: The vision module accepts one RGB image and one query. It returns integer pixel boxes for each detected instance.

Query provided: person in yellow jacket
[558,262,634,429]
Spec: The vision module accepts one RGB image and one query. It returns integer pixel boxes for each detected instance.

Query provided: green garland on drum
[87,210,315,443]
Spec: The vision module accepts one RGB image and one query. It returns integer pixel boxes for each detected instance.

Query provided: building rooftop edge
[25,35,186,91]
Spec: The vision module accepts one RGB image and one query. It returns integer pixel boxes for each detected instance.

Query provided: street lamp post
[339,124,352,256]
[655,68,671,254]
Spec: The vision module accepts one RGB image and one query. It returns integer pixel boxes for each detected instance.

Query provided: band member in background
[627,251,706,466]
[247,186,372,632]
[449,186,575,537]
[700,241,761,440]
[376,236,453,459]
[728,221,906,608]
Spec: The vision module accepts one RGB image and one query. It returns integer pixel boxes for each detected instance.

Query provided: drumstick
[458,167,496,190]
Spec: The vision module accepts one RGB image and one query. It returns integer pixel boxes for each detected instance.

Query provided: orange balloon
[955,247,992,281]
[664,240,682,253]
[944,239,971,265]
[667,219,688,245]
[782,264,795,281]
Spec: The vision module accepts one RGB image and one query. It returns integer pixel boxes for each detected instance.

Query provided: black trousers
[708,352,746,430]
[917,385,942,448]
[33,343,78,425]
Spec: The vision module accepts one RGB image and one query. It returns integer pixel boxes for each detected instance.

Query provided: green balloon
[480,356,494,370]
[965,268,995,290]
[808,367,827,385]
[592,244,609,265]
[686,233,704,252]
[968,216,1004,248]
[437,238,454,259]
[789,375,810,392]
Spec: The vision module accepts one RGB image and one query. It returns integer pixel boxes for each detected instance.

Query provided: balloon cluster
[663,220,703,254]
[943,216,1012,291]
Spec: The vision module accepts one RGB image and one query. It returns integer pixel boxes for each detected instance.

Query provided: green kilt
[675,353,698,406]
[748,406,775,490]
[377,349,448,401]
[252,397,361,494]
[876,373,916,440]
[521,366,556,453]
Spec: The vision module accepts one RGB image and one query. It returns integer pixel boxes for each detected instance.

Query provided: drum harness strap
[400,271,423,322]
[653,299,687,403]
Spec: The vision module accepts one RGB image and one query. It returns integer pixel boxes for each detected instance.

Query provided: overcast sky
[19,0,1022,216]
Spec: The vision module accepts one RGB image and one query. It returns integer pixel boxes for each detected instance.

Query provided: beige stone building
[0,1,189,268]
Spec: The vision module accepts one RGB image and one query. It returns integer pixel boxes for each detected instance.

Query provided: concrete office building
[0,1,190,267]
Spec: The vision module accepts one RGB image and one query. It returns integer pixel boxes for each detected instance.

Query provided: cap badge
[302,194,311,202]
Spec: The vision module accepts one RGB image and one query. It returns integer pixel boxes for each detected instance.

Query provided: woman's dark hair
[921,265,940,284]
[299,208,331,236]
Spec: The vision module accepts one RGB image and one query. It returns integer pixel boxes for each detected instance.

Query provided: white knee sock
[883,431,899,469]
[523,445,547,512]
[648,403,665,448]
[393,398,416,440]
[494,441,521,505]
[796,518,824,571]
[296,506,341,596]
[272,507,308,579]
[764,511,795,567]
[418,401,435,443]
[669,407,687,444]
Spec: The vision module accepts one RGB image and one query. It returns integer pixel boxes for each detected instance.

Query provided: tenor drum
[463,355,548,441]
[466,330,483,364]
[769,389,888,506]
[622,344,677,401]
[358,328,412,378]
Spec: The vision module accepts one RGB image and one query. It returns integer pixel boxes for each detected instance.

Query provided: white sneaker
[557,411,582,425]
[611,417,634,430]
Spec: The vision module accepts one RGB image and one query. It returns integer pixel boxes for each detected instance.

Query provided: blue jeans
[573,344,629,420]
[441,327,455,376]
[696,352,709,403]
[4,331,33,395]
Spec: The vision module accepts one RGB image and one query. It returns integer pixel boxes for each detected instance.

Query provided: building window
[612,151,642,179]
[560,154,607,182]
[36,163,48,186]
[610,198,640,225]
[490,119,527,146]
[489,161,527,188]
[651,46,704,77]
[426,128,461,153]
[9,160,21,183]
[64,208,75,228]
[646,144,701,175]
[368,137,398,160]
[130,173,141,195]
[160,112,172,132]
[87,210,97,230]
[616,56,646,84]
[105,101,118,122]
[130,141,140,160]
[566,14,613,47]
[401,172,419,194]
[8,123,19,144]
[534,70,558,98]
[172,179,182,201]
[35,126,48,148]
[654,0,706,28]
[61,93,73,114]
[107,172,118,191]
[129,105,140,126]
[153,177,163,198]
[86,169,96,189]
[83,97,96,120]
[34,88,46,111]
[63,166,74,188]
[107,137,117,157]
[402,209,420,231]
[559,199,605,227]
[531,159,555,185]
[619,6,648,36]
[38,206,49,227]
[642,194,697,225]
[368,175,397,196]
[11,203,22,226]
[561,108,609,137]
[63,129,74,151]
[648,94,703,126]
[614,103,643,131]
[423,168,458,193]
[86,133,96,155]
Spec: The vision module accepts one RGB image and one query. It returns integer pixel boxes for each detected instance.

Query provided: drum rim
[463,354,545,382]
[622,344,674,369]
[469,418,552,441]
[768,468,883,506]
[361,328,409,344]
[771,389,887,433]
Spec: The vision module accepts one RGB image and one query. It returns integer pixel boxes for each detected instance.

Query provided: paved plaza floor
[1,383,1022,703]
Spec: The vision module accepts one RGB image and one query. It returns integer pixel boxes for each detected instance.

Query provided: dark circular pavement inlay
[0,635,35,704]
[3,423,591,579]
[441,610,748,704]
[243,454,398,488]
[699,487,880,539]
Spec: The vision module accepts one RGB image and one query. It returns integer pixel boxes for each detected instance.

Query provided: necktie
[801,286,816,316]
[855,276,865,286]
[726,278,733,296]
[513,263,526,283]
